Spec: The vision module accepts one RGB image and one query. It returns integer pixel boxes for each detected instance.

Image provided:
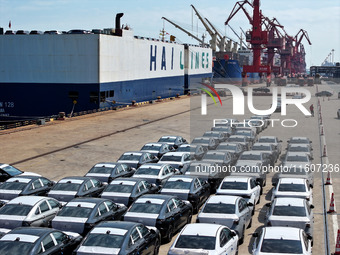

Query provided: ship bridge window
[90,92,99,103]
[68,91,79,100]
[100,90,114,102]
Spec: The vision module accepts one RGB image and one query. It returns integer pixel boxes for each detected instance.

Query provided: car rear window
[158,137,176,143]
[175,235,216,250]
[289,147,308,152]
[260,239,303,253]
[273,206,306,216]
[278,184,306,192]
[163,181,191,190]
[82,233,125,248]
[286,156,308,162]
[203,154,224,160]
[258,138,276,143]
[135,168,160,176]
[53,183,81,191]
[58,207,92,218]
[0,182,27,190]
[141,145,161,151]
[89,166,115,174]
[203,203,235,214]
[217,144,236,150]
[129,203,162,214]
[239,154,261,160]
[105,184,134,193]
[119,155,140,161]
[228,137,245,142]
[0,241,34,255]
[221,182,248,190]
[0,204,33,216]
[160,156,182,162]
[1,165,22,176]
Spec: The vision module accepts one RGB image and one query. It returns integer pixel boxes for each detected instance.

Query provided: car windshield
[192,139,209,145]
[260,239,303,253]
[278,184,306,192]
[53,183,81,191]
[88,166,115,174]
[203,154,224,160]
[252,145,271,151]
[239,154,261,160]
[82,233,125,248]
[258,138,276,143]
[158,137,176,143]
[119,154,141,161]
[1,165,22,176]
[0,182,26,190]
[160,156,182,162]
[289,147,308,152]
[58,207,92,218]
[236,132,252,137]
[273,206,306,216]
[105,184,134,193]
[218,144,236,150]
[135,168,160,176]
[175,235,216,250]
[228,137,244,143]
[141,145,161,151]
[204,133,218,138]
[221,182,248,190]
[129,203,162,214]
[0,242,34,255]
[290,139,309,144]
[286,156,308,162]
[203,203,235,214]
[163,181,191,190]
[0,204,32,216]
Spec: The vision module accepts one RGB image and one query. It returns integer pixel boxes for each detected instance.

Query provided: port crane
[291,29,312,74]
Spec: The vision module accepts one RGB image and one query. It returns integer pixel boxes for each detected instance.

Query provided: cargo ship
[0,14,212,120]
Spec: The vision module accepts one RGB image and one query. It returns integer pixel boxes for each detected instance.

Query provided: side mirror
[252,232,259,238]
[247,202,254,207]
[230,230,237,237]
[265,202,271,207]
[310,184,313,188]
[279,140,283,142]
[310,204,315,209]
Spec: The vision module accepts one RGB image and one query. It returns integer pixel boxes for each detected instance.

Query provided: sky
[0,0,339,68]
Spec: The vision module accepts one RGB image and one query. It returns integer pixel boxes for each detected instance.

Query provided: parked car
[158,152,191,172]
[157,135,187,149]
[252,226,312,255]
[272,166,314,186]
[230,162,267,190]
[140,142,174,158]
[160,176,210,212]
[227,135,252,150]
[0,227,82,255]
[250,115,269,129]
[201,151,233,167]
[286,144,314,160]
[216,176,261,214]
[236,151,271,168]
[281,152,311,169]
[315,90,333,97]
[253,86,270,93]
[74,221,160,255]
[100,178,159,207]
[47,176,105,202]
[211,126,235,137]
[85,162,135,183]
[203,131,228,143]
[265,197,314,236]
[271,178,313,203]
[0,163,40,182]
[197,195,252,244]
[191,137,218,150]
[122,194,193,242]
[216,142,244,165]
[257,136,282,154]
[132,163,176,186]
[168,223,238,255]
[287,137,312,150]
[0,175,54,200]
[0,196,61,229]
[176,144,207,160]
[251,142,278,165]
[51,198,127,236]
[117,151,159,168]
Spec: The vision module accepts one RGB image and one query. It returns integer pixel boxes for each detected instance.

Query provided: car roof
[235,161,261,167]
[138,163,166,169]
[241,151,263,155]
[93,162,117,168]
[167,176,195,182]
[137,194,173,201]
[189,162,215,167]
[205,151,227,155]
[229,135,246,139]
[122,151,144,155]
[67,197,108,205]
[274,197,306,207]
[288,144,309,148]
[207,195,239,204]
[279,178,306,184]
[223,176,252,182]
[258,136,277,139]
[162,152,188,156]
[160,135,179,139]
[110,178,140,185]
[143,143,164,147]
[58,176,92,183]
[193,137,211,141]
[253,143,272,147]
[5,227,53,237]
[218,142,238,146]
[7,176,39,183]
[95,221,138,231]
[181,223,223,237]
[263,227,301,240]
[286,152,309,156]
[7,196,48,206]
[289,137,310,140]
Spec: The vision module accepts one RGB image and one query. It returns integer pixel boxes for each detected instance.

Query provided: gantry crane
[291,29,312,74]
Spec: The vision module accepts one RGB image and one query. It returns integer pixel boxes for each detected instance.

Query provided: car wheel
[187,212,192,224]
[165,225,174,243]
[238,226,245,245]
[247,218,252,228]
[153,238,160,255]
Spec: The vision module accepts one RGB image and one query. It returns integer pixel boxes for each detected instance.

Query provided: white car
[272,166,314,186]
[216,176,261,214]
[271,178,313,203]
[265,197,314,236]
[168,223,239,255]
[197,195,252,244]
[158,152,191,173]
[132,163,175,186]
[252,226,312,255]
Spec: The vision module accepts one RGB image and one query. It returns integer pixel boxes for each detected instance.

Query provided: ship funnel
[115,13,124,36]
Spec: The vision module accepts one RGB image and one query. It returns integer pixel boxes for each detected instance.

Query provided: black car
[100,178,159,207]
[47,176,105,202]
[117,151,159,168]
[0,227,82,255]
[74,221,160,255]
[157,135,187,149]
[253,87,270,93]
[51,198,127,236]
[123,194,193,242]
[201,151,233,167]
[211,126,235,137]
[85,162,135,183]
[160,176,210,212]
[0,163,37,182]
[216,142,244,165]
[140,142,174,158]
[0,175,54,200]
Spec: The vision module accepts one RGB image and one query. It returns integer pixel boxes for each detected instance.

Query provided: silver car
[286,144,314,160]
[158,152,191,172]
[227,135,252,150]
[281,152,311,169]
[271,178,313,204]
[197,195,252,244]
[272,166,314,186]
[132,163,176,186]
[0,196,61,230]
[230,162,267,190]
[287,137,312,150]
[265,197,314,236]
[257,136,282,154]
